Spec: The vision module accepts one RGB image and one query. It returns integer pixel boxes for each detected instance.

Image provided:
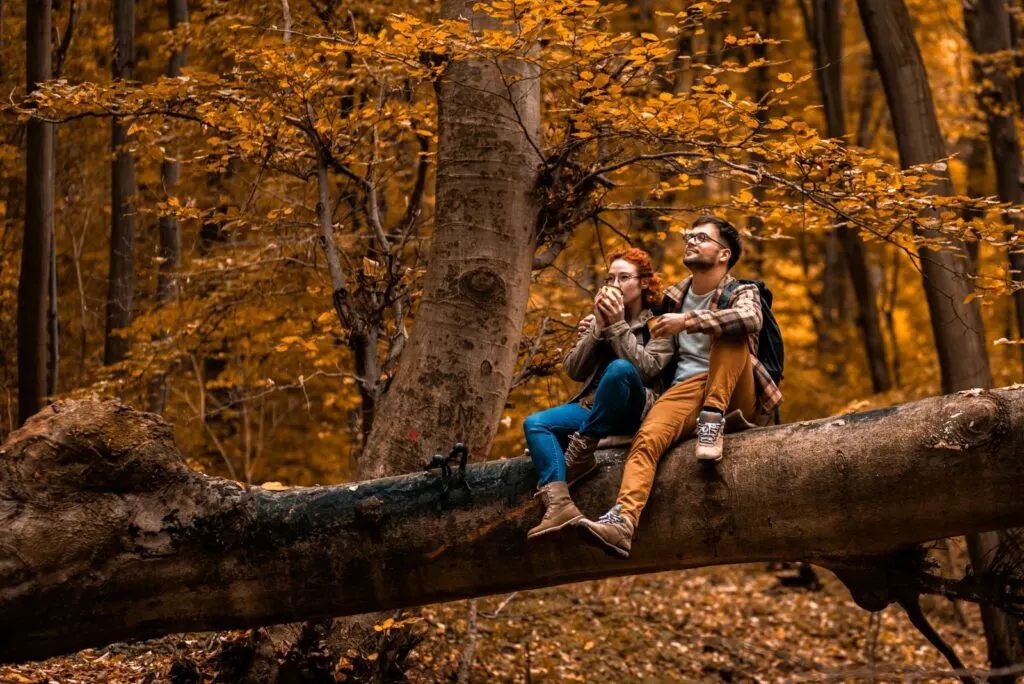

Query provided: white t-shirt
[672,287,715,385]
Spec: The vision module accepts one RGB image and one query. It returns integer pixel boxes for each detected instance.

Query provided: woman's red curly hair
[608,247,664,309]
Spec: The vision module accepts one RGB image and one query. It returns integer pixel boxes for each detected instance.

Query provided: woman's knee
[605,358,638,380]
[523,413,544,435]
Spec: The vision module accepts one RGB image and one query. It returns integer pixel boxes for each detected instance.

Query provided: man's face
[683,224,729,271]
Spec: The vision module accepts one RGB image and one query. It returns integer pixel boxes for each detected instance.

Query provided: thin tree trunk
[47,225,57,398]
[3,388,1024,663]
[961,137,988,274]
[1009,2,1024,116]
[804,0,891,392]
[746,0,776,282]
[149,0,189,414]
[105,0,138,366]
[157,0,186,305]
[966,0,1024,369]
[359,0,542,478]
[311,141,380,450]
[17,0,54,424]
[280,0,291,43]
[858,0,1019,676]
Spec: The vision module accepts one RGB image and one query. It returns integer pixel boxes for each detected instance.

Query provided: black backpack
[718,279,784,385]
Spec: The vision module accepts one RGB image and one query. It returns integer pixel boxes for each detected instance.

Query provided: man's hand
[577,314,596,335]
[591,290,613,331]
[650,312,695,338]
[596,287,625,325]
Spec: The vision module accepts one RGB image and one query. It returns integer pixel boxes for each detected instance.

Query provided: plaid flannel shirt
[662,275,783,425]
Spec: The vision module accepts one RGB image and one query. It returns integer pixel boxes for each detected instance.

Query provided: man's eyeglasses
[684,231,728,249]
[603,274,641,286]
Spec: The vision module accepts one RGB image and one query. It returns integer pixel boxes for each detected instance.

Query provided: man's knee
[629,423,671,463]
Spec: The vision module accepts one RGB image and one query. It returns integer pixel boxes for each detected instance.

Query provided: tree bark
[3,387,1024,663]
[804,0,891,393]
[17,0,54,425]
[858,0,1017,674]
[965,0,1024,366]
[105,0,138,366]
[358,0,542,478]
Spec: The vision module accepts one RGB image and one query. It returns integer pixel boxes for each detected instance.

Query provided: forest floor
[1,555,1001,683]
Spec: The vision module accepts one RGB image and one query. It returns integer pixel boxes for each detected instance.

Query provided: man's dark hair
[692,215,742,270]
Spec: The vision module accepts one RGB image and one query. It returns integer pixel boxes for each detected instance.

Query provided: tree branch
[3,387,1024,662]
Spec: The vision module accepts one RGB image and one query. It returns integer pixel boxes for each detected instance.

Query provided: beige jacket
[564,309,675,419]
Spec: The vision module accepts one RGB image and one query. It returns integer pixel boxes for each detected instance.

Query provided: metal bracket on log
[424,442,471,504]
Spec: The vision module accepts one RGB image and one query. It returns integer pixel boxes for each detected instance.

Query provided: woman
[523,248,673,539]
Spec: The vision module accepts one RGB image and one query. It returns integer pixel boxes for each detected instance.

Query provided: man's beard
[684,252,716,270]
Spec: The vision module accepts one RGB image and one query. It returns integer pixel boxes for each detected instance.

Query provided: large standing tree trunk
[17,0,54,425]
[857,0,1021,676]
[857,0,991,394]
[965,5,1024,675]
[803,0,891,393]
[3,387,1024,663]
[965,0,1024,368]
[358,0,542,479]
[105,0,138,366]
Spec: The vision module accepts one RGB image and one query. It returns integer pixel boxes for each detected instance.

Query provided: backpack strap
[716,279,742,310]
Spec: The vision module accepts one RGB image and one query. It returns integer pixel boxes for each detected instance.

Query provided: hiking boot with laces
[578,504,634,558]
[564,432,600,486]
[695,409,725,462]
[527,481,584,539]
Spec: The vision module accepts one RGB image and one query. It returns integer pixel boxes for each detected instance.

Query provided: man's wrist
[600,319,629,337]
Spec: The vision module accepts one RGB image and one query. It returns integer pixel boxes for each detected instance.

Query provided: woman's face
[605,259,646,307]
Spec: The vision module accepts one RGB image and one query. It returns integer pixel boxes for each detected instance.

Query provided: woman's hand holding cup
[596,285,625,325]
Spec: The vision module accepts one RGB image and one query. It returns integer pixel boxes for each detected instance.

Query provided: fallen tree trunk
[2,387,1024,663]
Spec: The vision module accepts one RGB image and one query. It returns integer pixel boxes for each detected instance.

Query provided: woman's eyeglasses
[603,274,641,286]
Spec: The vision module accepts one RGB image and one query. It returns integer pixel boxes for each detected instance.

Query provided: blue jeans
[523,359,647,486]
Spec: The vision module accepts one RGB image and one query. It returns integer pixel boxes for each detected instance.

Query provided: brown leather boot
[527,481,584,539]
[564,432,600,486]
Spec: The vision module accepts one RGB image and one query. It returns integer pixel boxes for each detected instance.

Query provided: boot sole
[527,514,584,540]
[566,461,599,487]
[696,452,723,462]
[577,522,631,558]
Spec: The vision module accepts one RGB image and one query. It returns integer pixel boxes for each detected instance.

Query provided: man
[578,215,783,558]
